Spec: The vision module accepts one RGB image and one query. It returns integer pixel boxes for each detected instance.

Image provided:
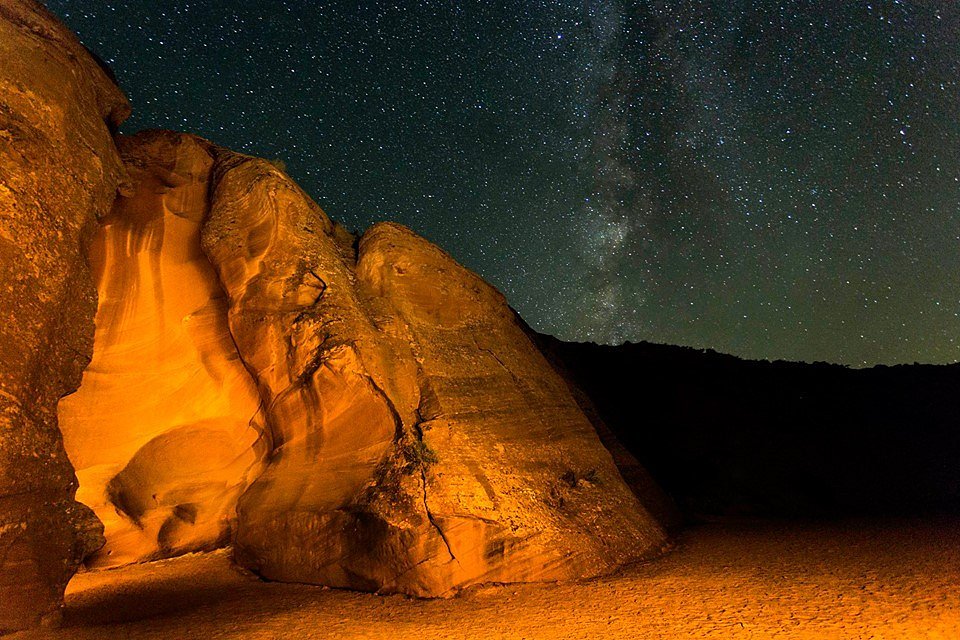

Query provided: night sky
[48,1,960,367]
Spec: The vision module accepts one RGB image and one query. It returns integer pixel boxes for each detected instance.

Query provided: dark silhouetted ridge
[536,334,960,519]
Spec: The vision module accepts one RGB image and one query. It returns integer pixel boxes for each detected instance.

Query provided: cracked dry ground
[11,518,959,640]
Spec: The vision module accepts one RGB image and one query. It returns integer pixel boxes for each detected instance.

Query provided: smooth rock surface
[0,0,129,631]
[58,132,266,567]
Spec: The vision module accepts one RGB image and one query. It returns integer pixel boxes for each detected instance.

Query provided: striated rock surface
[58,132,266,567]
[352,223,668,592]
[0,0,130,631]
[203,149,667,595]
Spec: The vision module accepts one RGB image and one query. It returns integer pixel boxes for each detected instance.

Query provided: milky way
[49,1,960,366]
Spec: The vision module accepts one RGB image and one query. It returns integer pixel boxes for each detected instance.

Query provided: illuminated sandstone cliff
[53,128,665,595]
[205,150,666,594]
[0,1,667,631]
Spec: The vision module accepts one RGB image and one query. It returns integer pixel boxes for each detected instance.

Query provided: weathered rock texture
[58,133,266,567]
[203,150,667,595]
[0,0,129,631]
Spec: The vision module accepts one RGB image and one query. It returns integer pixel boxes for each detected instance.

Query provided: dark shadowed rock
[541,336,960,518]
[0,0,129,631]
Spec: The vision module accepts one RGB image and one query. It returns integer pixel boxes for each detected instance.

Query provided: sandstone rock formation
[204,153,666,595]
[0,1,669,630]
[58,133,266,567]
[53,129,667,594]
[354,223,668,589]
[0,0,129,631]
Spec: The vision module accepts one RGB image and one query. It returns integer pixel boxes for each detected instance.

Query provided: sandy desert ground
[11,518,959,640]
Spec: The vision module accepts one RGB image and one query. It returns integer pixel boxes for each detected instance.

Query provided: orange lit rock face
[203,151,419,591]
[203,151,667,595]
[0,0,130,631]
[58,133,265,567]
[355,224,667,592]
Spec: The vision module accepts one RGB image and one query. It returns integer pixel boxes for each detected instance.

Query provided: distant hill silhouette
[536,334,960,519]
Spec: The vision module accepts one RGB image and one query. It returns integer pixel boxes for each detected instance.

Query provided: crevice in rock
[213,294,273,460]
[473,339,522,385]
[184,150,274,466]
[419,462,457,565]
[412,403,458,566]
[420,466,460,564]
[297,338,334,385]
[358,358,457,566]
[305,267,327,302]
[358,371,405,444]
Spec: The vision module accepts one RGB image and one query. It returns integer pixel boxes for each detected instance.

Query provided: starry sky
[49,1,960,366]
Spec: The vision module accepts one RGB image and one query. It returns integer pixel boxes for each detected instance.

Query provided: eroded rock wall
[201,149,430,592]
[202,149,667,596]
[0,0,129,630]
[58,132,266,567]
